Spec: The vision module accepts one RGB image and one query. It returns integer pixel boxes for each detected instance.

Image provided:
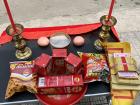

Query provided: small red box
[35,53,52,76]
[38,75,84,94]
[52,49,67,75]
[65,53,82,74]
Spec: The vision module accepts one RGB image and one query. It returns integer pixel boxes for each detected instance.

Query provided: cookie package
[5,61,37,99]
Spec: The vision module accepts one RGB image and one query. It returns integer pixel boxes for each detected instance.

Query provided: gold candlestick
[6,24,32,60]
[94,15,117,50]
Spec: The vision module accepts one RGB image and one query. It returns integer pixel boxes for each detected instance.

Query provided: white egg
[37,37,49,47]
[73,36,85,46]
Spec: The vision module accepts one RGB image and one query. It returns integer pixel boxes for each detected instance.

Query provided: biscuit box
[34,53,52,76]
[52,49,67,75]
[65,53,82,74]
[38,75,84,94]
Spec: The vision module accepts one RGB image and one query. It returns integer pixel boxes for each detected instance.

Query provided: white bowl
[50,32,71,48]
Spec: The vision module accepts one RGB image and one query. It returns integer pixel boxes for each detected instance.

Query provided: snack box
[38,75,84,94]
[35,53,52,76]
[65,53,82,74]
[52,49,67,75]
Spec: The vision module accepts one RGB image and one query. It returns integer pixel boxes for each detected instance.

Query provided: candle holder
[94,15,117,51]
[6,24,32,60]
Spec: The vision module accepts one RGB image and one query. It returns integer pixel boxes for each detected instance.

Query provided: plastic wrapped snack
[113,54,137,72]
[77,52,110,83]
[5,61,37,99]
[105,43,131,75]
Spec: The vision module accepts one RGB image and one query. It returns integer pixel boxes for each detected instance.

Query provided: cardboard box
[35,53,52,76]
[38,75,84,94]
[52,49,67,75]
[65,53,82,74]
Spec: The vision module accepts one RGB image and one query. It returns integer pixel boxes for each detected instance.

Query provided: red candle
[3,0,17,32]
[108,0,115,20]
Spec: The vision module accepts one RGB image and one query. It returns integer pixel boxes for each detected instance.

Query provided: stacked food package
[105,42,139,105]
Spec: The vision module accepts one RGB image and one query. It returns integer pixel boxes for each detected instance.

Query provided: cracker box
[34,53,52,76]
[52,49,67,75]
[65,53,82,74]
[38,75,84,94]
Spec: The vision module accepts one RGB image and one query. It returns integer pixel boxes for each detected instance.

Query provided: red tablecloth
[0,23,119,44]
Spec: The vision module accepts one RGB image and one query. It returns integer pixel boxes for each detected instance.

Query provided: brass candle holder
[6,24,32,60]
[94,15,117,51]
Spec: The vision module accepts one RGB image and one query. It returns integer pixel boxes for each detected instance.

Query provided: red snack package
[65,53,82,74]
[78,52,110,83]
[35,53,52,76]
[38,75,84,94]
[5,61,37,99]
[52,49,67,75]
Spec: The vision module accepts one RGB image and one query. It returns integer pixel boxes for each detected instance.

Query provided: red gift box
[52,49,67,75]
[38,75,84,94]
[65,53,82,74]
[35,53,52,76]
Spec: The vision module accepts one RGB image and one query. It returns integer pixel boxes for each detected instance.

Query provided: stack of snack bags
[105,42,139,105]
